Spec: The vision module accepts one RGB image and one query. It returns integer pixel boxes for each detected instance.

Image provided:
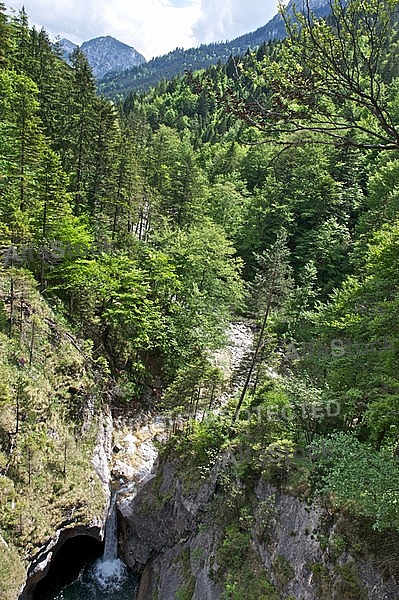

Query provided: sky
[7,0,280,60]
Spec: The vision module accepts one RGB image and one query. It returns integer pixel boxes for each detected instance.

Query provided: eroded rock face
[254,479,324,600]
[120,457,223,600]
[136,527,223,600]
[19,409,113,600]
[18,525,103,600]
[254,480,399,600]
[119,457,399,600]
[119,460,220,574]
[92,405,113,502]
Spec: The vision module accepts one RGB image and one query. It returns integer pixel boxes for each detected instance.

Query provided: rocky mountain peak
[59,35,146,80]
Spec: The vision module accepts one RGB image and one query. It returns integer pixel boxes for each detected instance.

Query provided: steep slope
[99,0,331,97]
[120,455,399,600]
[229,0,331,48]
[59,36,146,79]
[81,36,146,79]
[59,37,77,61]
[0,268,110,600]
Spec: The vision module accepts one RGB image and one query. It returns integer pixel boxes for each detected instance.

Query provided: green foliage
[0,269,106,588]
[272,554,294,588]
[176,581,196,600]
[4,2,399,592]
[310,433,399,531]
[0,69,44,243]
[218,524,279,600]
[334,561,368,600]
[230,0,399,151]
[162,355,224,420]
[174,548,196,600]
[0,542,26,600]
[168,418,228,472]
[218,523,251,571]
[153,220,244,372]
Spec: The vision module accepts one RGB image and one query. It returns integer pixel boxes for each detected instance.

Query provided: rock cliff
[119,456,399,600]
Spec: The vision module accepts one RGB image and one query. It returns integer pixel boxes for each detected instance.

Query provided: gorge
[2,1,399,598]
[19,323,399,600]
[37,493,139,600]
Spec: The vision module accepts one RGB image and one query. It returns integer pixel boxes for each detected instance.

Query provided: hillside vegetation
[98,0,331,97]
[1,0,399,596]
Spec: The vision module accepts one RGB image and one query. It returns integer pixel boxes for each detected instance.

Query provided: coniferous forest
[1,1,399,598]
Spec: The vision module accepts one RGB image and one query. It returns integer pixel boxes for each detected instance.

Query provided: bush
[309,432,399,531]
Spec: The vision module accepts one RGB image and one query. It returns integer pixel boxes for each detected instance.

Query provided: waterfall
[103,492,118,561]
[93,490,129,590]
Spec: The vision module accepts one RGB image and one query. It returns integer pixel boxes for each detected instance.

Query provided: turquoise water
[46,558,138,600]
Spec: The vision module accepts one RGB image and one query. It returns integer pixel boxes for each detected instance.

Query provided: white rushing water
[47,322,254,600]
[93,492,128,591]
[103,493,118,561]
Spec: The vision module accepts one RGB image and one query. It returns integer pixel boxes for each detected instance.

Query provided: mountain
[81,36,146,79]
[99,0,331,98]
[59,37,77,61]
[59,36,146,79]
[226,0,331,49]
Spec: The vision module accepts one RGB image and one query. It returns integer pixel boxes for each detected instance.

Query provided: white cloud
[192,0,278,44]
[7,0,279,59]
[7,0,201,59]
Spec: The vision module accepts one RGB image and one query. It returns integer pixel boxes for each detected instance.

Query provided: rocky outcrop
[18,409,113,599]
[59,36,146,79]
[254,479,324,600]
[253,480,399,600]
[92,406,113,504]
[119,457,399,600]
[136,527,222,600]
[81,36,146,79]
[119,459,223,600]
[119,460,219,571]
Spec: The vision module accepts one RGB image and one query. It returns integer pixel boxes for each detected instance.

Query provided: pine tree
[10,8,31,73]
[87,98,119,215]
[233,230,292,422]
[64,47,97,214]
[0,3,13,69]
[0,70,44,243]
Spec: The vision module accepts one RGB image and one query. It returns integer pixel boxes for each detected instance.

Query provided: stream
[37,321,253,600]
[43,559,138,600]
[41,496,138,600]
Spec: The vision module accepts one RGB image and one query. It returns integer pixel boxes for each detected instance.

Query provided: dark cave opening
[32,535,103,600]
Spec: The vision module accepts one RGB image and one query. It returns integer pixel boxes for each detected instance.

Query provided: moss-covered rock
[0,269,109,597]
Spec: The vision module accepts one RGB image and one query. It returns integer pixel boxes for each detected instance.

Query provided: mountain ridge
[59,35,146,79]
[98,0,331,97]
[59,0,331,97]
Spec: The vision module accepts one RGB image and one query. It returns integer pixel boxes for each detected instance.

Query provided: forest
[1,0,399,597]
